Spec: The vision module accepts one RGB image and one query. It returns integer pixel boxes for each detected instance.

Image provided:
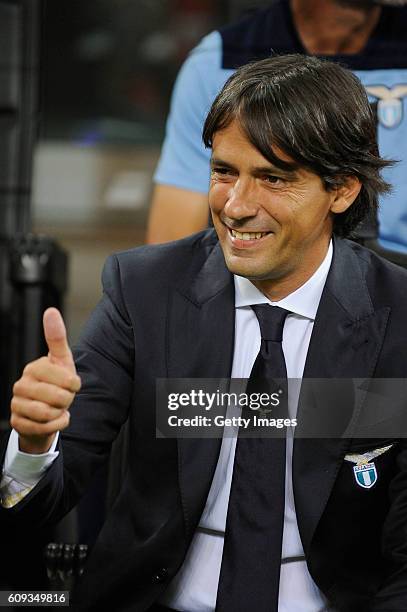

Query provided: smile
[227,227,272,246]
[230,229,269,240]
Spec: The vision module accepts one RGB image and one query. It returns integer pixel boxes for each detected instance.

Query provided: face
[209,120,351,299]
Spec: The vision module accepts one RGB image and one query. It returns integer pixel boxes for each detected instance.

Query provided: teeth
[231,229,268,240]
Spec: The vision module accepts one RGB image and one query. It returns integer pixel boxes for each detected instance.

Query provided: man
[2,55,407,611]
[147,0,407,252]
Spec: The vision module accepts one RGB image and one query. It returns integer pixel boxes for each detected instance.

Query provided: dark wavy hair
[202,54,395,238]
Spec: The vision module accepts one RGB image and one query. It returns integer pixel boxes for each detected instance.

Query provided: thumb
[43,307,74,369]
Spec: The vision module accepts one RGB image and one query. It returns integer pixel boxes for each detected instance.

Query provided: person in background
[147,0,407,252]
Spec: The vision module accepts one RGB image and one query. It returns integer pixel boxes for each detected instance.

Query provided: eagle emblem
[365,85,407,128]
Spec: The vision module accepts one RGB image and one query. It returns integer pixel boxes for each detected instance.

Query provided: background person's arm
[146,185,208,244]
[147,32,227,243]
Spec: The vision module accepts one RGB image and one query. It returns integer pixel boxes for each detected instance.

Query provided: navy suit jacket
[2,230,407,612]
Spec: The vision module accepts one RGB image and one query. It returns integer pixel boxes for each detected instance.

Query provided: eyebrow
[210,157,297,177]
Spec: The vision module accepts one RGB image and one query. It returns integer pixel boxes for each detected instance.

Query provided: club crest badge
[365,85,407,129]
[344,444,393,490]
[353,463,377,489]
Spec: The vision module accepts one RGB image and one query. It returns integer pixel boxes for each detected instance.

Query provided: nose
[223,177,258,220]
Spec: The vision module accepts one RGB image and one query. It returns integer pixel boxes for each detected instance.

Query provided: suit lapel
[293,238,390,553]
[167,242,235,538]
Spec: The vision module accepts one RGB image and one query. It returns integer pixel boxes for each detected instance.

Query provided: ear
[329,176,362,214]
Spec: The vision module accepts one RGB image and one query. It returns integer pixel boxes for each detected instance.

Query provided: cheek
[285,189,330,224]
[208,183,227,213]
[261,195,294,229]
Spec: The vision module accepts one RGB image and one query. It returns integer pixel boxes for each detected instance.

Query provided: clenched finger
[23,357,81,392]
[13,379,75,409]
[11,397,65,423]
[10,410,71,437]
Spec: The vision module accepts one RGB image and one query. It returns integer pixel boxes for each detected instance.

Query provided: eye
[263,174,285,185]
[210,166,236,181]
[211,166,232,175]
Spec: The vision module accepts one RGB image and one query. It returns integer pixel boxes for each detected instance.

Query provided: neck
[290,0,381,54]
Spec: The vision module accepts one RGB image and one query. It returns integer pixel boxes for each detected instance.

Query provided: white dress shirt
[0,429,59,507]
[1,242,333,611]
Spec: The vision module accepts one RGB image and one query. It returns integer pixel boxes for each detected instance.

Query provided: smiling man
[209,123,355,298]
[204,55,384,301]
[2,55,407,612]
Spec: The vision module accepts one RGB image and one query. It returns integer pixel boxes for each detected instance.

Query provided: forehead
[211,119,295,166]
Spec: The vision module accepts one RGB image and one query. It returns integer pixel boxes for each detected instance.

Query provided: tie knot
[251,304,290,342]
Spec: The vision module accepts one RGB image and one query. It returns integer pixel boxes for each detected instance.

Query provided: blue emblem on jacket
[353,463,378,489]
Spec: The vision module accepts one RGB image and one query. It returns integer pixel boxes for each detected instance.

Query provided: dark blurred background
[32,0,270,341]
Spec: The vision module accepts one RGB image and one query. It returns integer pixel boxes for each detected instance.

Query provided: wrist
[18,434,56,455]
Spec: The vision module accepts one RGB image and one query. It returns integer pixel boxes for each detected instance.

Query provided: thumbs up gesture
[11,308,81,454]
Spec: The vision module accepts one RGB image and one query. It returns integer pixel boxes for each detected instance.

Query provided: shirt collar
[234,240,333,321]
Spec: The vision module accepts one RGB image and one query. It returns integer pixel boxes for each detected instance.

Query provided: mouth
[227,227,273,247]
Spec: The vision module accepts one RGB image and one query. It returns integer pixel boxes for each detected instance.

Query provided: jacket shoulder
[347,239,407,305]
[104,229,218,291]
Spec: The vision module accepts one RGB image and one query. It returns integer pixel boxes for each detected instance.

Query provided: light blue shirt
[155,29,407,253]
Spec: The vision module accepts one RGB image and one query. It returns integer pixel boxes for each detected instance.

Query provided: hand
[10,308,81,454]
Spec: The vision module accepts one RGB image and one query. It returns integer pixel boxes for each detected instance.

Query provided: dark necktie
[216,305,290,612]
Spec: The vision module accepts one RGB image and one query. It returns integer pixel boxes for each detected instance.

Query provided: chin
[223,256,271,280]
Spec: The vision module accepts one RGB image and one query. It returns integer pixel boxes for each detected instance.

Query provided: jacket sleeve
[370,441,407,611]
